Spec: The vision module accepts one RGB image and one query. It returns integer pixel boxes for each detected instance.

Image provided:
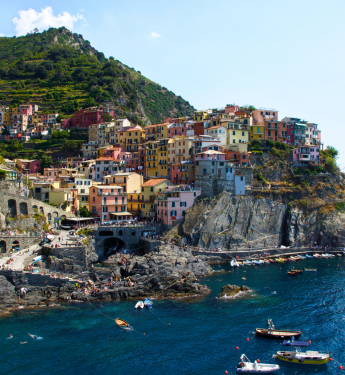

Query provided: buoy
[246,338,250,341]
[308,340,311,344]
[168,323,170,326]
[143,333,145,335]
[236,347,239,350]
[330,358,333,362]
[257,359,260,363]
[225,371,228,374]
[339,365,343,370]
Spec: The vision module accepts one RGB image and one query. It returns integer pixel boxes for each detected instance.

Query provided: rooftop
[142,179,168,187]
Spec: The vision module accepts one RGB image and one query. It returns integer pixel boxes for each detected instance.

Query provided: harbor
[1,255,345,375]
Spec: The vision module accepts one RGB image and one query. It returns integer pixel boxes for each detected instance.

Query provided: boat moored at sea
[255,319,301,340]
[304,268,317,272]
[135,301,144,309]
[236,354,280,373]
[144,298,153,309]
[231,259,240,267]
[275,350,330,365]
[115,318,130,330]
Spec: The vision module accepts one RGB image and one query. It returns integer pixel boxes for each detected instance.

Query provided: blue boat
[144,298,153,309]
[305,254,313,258]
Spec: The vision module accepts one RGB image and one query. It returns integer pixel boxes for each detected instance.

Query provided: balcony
[97,192,127,196]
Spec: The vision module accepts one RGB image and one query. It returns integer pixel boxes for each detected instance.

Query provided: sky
[1,0,345,167]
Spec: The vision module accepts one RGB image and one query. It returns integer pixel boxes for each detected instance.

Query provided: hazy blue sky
[1,1,344,167]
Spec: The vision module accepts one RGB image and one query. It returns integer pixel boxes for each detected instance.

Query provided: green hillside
[0,27,194,125]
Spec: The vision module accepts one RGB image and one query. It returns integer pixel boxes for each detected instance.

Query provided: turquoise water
[2,257,345,375]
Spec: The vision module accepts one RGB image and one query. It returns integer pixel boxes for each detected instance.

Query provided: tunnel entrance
[100,237,126,261]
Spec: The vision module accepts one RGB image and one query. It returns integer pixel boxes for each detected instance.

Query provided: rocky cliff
[180,191,345,249]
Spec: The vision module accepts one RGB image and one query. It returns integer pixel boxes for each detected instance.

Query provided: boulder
[217,284,250,298]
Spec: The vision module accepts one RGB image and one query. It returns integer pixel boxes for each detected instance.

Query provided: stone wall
[50,246,87,269]
[0,235,40,256]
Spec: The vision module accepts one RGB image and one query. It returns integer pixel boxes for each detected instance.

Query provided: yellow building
[103,172,143,193]
[49,188,79,213]
[58,167,79,177]
[59,176,94,211]
[250,124,265,141]
[145,140,169,179]
[225,124,249,145]
[77,160,95,179]
[144,123,168,141]
[127,189,142,216]
[167,137,193,164]
[4,107,18,127]
[118,125,145,152]
[140,179,174,218]
[194,110,211,122]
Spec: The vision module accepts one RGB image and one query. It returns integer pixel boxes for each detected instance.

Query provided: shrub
[304,169,311,175]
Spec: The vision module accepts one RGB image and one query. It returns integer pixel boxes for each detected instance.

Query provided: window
[104,215,107,220]
[180,202,187,207]
[171,210,177,216]
[172,202,175,207]
[102,207,108,212]
[93,197,95,202]
[240,176,244,181]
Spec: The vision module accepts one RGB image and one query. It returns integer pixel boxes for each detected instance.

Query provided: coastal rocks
[0,276,15,296]
[217,284,250,298]
[183,192,286,250]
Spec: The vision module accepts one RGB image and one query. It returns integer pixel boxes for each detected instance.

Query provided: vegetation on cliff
[0,27,194,124]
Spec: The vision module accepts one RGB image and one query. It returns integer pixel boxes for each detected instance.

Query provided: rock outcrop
[180,191,345,249]
[217,284,250,298]
[183,192,286,249]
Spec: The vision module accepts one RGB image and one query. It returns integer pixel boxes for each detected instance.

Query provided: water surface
[1,257,345,375]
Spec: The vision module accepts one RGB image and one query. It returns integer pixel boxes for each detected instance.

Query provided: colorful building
[292,146,320,166]
[89,185,130,222]
[156,185,201,226]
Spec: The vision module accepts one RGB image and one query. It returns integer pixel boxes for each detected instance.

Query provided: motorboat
[306,254,313,259]
[231,259,240,267]
[313,253,321,258]
[287,271,298,276]
[115,318,130,330]
[144,298,153,309]
[325,253,335,258]
[236,354,280,373]
[303,268,317,272]
[276,350,330,365]
[135,301,144,309]
[289,269,303,273]
[255,319,301,340]
[245,260,253,265]
[46,234,54,242]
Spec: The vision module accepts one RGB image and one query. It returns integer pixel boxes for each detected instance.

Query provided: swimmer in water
[20,341,27,344]
[28,333,35,338]
[7,334,13,339]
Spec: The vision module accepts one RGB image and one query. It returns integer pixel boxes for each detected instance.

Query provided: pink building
[167,123,194,138]
[225,105,240,114]
[252,109,278,124]
[18,105,33,116]
[156,185,201,226]
[292,146,320,165]
[103,146,132,166]
[89,185,130,222]
[16,159,41,174]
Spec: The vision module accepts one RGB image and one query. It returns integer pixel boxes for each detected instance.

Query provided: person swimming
[7,334,13,339]
[20,341,27,344]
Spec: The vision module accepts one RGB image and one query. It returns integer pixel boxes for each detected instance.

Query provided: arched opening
[0,240,6,253]
[53,212,58,218]
[8,199,17,218]
[99,230,113,236]
[100,237,126,261]
[40,207,44,214]
[12,240,20,252]
[119,230,123,236]
[19,202,28,215]
[32,205,38,212]
[47,213,52,222]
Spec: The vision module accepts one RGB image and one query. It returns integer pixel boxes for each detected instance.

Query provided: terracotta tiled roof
[142,179,168,187]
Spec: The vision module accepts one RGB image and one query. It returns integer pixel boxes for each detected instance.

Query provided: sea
[1,256,345,375]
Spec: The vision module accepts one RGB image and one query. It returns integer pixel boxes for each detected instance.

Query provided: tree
[79,206,92,217]
[326,146,338,159]
[324,156,338,174]
[51,130,70,140]
[39,154,53,172]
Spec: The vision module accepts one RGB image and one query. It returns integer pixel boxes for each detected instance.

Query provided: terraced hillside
[0,27,194,124]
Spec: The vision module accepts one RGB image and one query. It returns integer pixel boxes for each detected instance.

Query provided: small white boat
[253,260,263,265]
[231,259,240,267]
[313,253,320,258]
[135,301,144,309]
[236,354,280,373]
[46,234,54,242]
[245,260,253,265]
